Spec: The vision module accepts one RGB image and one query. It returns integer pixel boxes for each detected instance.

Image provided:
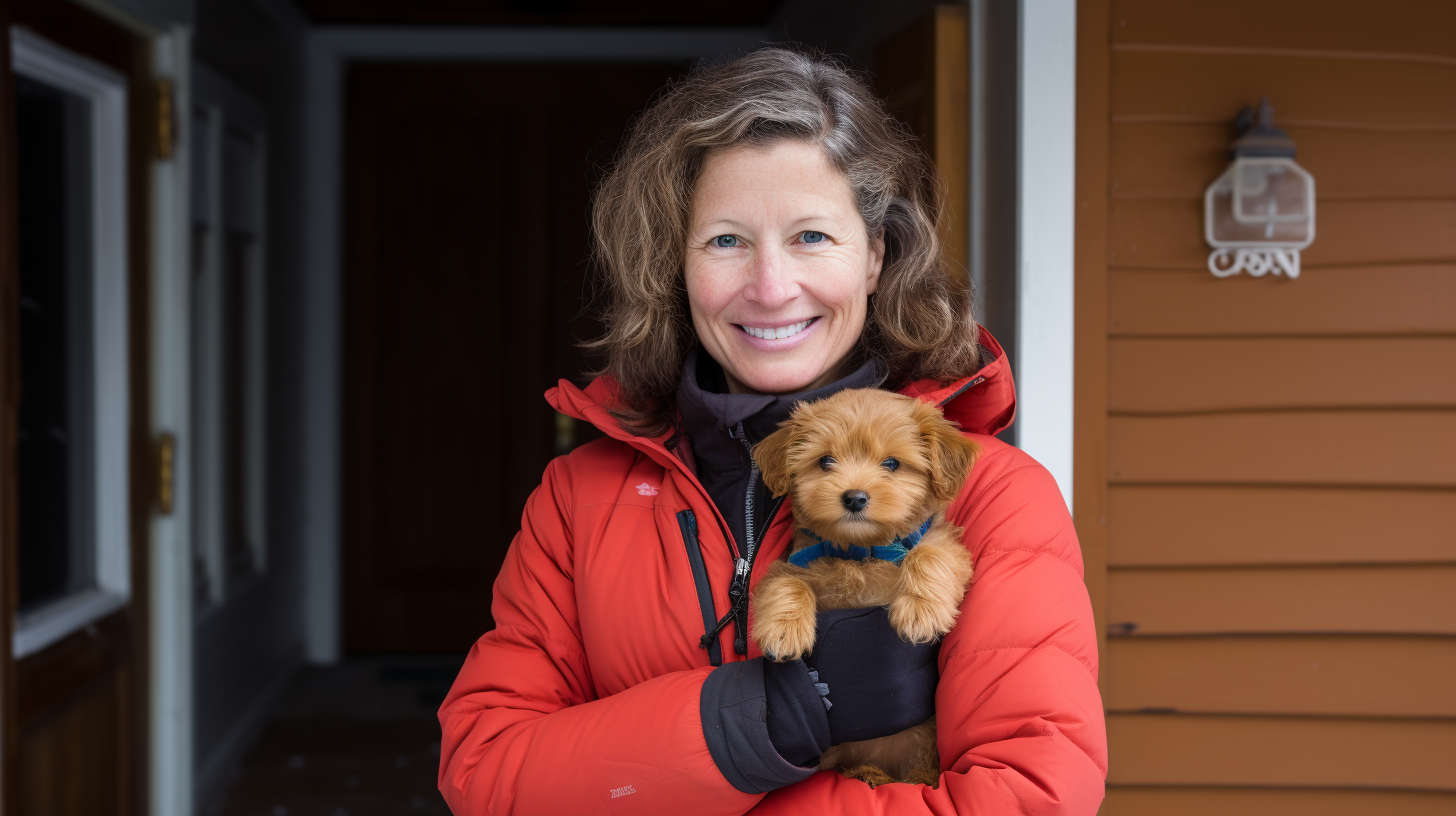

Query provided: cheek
[800,260,872,317]
[683,259,741,318]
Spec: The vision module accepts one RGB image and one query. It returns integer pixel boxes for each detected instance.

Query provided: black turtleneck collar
[676,345,886,556]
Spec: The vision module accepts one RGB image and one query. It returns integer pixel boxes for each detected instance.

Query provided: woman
[438,47,1106,815]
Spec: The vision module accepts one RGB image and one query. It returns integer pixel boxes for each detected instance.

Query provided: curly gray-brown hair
[589,45,981,437]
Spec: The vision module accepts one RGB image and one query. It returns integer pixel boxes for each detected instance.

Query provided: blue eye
[712,235,738,248]
[801,231,825,244]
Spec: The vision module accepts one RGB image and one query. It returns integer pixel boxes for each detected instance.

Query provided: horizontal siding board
[1104,787,1456,816]
[1108,566,1456,635]
[1111,51,1456,126]
[1107,410,1456,486]
[1107,714,1456,789]
[1109,199,1456,270]
[1107,486,1456,566]
[1110,124,1456,200]
[1111,0,1456,58]
[1108,265,1456,336]
[1107,636,1456,716]
[1108,337,1456,412]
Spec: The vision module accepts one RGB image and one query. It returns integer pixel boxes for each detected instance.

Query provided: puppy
[750,388,979,788]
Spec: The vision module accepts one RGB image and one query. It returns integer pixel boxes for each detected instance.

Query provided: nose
[841,490,869,512]
[743,246,798,308]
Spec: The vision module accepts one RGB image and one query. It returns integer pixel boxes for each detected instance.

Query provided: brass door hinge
[158,433,175,514]
[157,77,175,159]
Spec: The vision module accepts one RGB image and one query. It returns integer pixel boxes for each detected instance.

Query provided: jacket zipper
[677,510,723,666]
[728,422,785,656]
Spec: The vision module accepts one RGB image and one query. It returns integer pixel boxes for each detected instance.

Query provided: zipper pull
[728,558,751,656]
[728,558,750,605]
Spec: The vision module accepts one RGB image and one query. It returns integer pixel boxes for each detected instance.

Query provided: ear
[865,232,885,295]
[752,418,800,498]
[913,400,981,505]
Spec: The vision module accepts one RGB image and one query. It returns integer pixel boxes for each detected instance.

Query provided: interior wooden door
[343,62,679,653]
[0,1,152,813]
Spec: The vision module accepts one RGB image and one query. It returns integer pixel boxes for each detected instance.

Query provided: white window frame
[191,60,268,609]
[10,26,131,659]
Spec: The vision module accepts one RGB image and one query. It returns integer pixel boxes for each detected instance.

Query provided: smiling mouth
[737,318,817,341]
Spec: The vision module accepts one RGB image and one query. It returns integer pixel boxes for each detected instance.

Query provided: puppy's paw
[888,592,958,645]
[754,607,817,661]
[752,578,819,661]
[840,764,896,788]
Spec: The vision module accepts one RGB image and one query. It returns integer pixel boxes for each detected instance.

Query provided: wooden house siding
[1076,1,1456,812]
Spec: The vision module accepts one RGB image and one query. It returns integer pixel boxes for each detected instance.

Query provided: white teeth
[743,320,810,341]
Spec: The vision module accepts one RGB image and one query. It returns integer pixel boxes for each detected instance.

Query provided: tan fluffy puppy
[750,388,979,787]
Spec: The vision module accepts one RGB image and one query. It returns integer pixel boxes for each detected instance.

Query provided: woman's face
[684,140,884,396]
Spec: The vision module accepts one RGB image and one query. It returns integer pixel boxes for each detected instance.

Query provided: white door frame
[148,26,195,816]
[1016,0,1077,509]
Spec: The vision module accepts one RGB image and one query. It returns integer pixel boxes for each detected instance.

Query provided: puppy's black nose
[841,490,869,512]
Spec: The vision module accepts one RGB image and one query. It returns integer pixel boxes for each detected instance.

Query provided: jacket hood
[546,327,1017,450]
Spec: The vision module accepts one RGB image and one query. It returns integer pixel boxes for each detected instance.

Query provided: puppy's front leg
[751,562,819,661]
[888,530,974,645]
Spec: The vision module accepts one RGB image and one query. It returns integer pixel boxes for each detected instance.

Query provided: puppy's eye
[819,455,836,471]
[882,457,900,472]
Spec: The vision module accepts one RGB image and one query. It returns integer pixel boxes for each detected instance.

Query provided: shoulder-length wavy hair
[589,46,981,437]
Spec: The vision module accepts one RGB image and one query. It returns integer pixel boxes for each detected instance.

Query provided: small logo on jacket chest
[635,483,659,496]
[610,784,636,798]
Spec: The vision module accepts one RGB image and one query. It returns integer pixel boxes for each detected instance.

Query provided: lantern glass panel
[1233,158,1310,224]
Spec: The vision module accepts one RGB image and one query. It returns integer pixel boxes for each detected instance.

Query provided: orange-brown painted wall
[1075,2,1456,813]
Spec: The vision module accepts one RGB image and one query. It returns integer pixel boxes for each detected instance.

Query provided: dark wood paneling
[1105,787,1456,816]
[1111,0,1456,57]
[1107,713,1456,789]
[1109,199,1456,270]
[1108,566,1456,636]
[1108,410,1456,486]
[343,62,677,652]
[1107,485,1456,566]
[1108,337,1456,413]
[1111,51,1456,126]
[19,666,129,816]
[1108,265,1456,336]
[1110,124,1456,201]
[1107,636,1456,716]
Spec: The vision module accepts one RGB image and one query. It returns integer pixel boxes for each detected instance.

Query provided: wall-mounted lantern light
[1204,99,1315,278]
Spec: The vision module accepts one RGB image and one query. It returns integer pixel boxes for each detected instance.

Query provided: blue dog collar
[787,517,935,568]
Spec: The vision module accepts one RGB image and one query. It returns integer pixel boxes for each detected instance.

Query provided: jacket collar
[545,327,1016,487]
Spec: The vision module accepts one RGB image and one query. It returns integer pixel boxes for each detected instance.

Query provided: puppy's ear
[913,400,981,505]
[752,417,801,497]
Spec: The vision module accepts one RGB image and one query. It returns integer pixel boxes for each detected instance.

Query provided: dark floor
[205,655,465,816]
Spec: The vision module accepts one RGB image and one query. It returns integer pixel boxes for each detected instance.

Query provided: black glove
[762,606,940,764]
[807,606,941,745]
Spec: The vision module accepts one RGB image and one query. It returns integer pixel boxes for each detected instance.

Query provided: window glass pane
[15,75,97,612]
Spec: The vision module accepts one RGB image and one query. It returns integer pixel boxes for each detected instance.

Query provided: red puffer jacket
[438,334,1107,814]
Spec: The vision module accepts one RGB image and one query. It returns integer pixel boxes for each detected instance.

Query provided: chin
[733,359,832,395]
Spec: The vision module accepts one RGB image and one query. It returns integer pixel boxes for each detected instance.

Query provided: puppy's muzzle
[841,490,870,512]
